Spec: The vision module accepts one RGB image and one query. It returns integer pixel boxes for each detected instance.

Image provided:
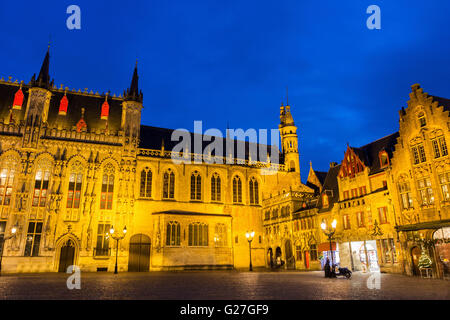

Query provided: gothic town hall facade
[0,48,311,272]
[0,49,449,279]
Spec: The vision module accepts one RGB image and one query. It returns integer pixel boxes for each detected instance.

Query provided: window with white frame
[417,177,434,205]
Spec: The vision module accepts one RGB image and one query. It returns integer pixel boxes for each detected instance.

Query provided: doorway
[128,234,151,272]
[285,240,295,269]
[58,239,75,273]
[411,246,421,276]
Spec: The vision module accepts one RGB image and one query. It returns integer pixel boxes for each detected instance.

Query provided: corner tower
[23,46,53,148]
[121,61,143,157]
[279,102,300,174]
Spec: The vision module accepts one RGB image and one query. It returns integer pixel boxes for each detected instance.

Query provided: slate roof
[318,164,341,212]
[139,124,282,162]
[350,132,400,175]
[431,95,450,113]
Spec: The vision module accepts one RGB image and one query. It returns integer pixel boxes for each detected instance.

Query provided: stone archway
[284,239,295,269]
[57,237,78,273]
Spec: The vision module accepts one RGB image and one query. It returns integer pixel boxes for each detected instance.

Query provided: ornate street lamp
[245,231,255,271]
[321,219,337,266]
[0,224,18,276]
[109,225,127,274]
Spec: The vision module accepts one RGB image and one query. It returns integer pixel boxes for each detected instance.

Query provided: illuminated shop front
[338,241,380,272]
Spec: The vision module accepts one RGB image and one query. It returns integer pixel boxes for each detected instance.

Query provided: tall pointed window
[190,171,202,201]
[67,162,83,209]
[100,164,114,210]
[233,176,242,203]
[417,177,434,205]
[398,180,413,210]
[166,221,181,246]
[140,167,152,198]
[432,136,448,159]
[0,167,14,206]
[32,169,50,207]
[24,221,43,256]
[95,223,110,256]
[438,172,450,201]
[163,169,175,199]
[211,173,221,202]
[249,177,259,205]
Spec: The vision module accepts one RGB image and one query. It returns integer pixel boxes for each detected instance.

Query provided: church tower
[279,101,300,175]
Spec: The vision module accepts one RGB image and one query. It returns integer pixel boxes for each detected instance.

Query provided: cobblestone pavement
[0,270,448,300]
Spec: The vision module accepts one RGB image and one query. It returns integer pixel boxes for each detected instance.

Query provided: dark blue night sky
[1,1,449,181]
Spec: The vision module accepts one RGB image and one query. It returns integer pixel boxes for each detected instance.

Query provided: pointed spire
[124,60,143,102]
[31,45,52,89]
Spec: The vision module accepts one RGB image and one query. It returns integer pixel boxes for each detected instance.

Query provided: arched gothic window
[211,173,221,202]
[33,167,51,207]
[140,167,152,198]
[249,177,259,204]
[67,161,83,209]
[166,221,181,246]
[190,171,202,200]
[163,169,175,199]
[233,176,242,203]
[100,164,115,210]
[0,157,16,206]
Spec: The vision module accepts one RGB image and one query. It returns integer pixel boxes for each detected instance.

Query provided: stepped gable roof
[139,124,282,162]
[430,95,450,113]
[350,132,399,175]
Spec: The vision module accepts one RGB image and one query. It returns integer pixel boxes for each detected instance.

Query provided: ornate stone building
[0,48,312,272]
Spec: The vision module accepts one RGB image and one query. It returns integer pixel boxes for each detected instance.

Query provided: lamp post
[0,224,17,276]
[245,231,255,271]
[321,219,337,266]
[109,225,127,274]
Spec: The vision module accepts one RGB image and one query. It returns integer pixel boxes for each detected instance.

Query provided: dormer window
[418,112,426,127]
[379,151,389,168]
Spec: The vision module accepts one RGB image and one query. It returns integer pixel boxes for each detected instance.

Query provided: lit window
[379,151,389,168]
[343,214,351,230]
[100,164,114,210]
[432,136,448,158]
[33,169,50,207]
[67,164,83,209]
[398,181,413,209]
[24,222,43,257]
[95,223,110,256]
[417,177,434,205]
[378,207,388,224]
[438,172,450,201]
[0,167,14,206]
[357,212,365,227]
[214,223,227,247]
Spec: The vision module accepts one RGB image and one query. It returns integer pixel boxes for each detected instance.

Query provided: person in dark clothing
[324,258,331,278]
